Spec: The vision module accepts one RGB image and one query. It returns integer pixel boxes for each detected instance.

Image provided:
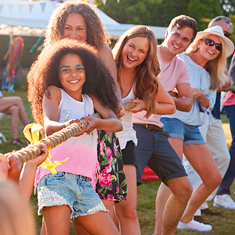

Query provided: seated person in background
[0,94,29,146]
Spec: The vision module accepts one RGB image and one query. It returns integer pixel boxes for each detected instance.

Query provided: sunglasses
[203,38,222,52]
[224,31,231,38]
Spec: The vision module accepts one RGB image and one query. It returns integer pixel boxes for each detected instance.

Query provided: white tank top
[116,87,138,150]
[35,89,98,188]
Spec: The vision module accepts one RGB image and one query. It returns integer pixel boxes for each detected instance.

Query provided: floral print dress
[96,130,127,202]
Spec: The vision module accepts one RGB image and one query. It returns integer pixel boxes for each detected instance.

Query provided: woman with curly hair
[112,25,176,235]
[33,0,127,224]
[27,39,122,235]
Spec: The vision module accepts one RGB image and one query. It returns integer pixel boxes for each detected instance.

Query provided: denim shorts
[37,172,108,219]
[122,141,137,167]
[161,117,205,146]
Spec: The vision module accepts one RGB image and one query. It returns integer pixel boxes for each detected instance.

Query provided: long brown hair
[112,25,160,118]
[44,0,109,49]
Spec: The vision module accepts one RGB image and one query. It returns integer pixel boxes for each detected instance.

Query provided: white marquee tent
[0,0,167,39]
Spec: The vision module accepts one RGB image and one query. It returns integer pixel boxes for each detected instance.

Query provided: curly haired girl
[27,39,122,235]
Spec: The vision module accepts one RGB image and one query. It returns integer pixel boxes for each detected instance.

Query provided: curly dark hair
[44,0,109,49]
[27,39,119,125]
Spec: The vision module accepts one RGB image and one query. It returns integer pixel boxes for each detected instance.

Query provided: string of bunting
[4,102,135,172]
[0,0,120,14]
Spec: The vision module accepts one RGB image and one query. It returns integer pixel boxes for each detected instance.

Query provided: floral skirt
[96,130,127,202]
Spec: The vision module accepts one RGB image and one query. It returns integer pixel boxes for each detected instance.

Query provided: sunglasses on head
[203,38,222,52]
[223,31,231,38]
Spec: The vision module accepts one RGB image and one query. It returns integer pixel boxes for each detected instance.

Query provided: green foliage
[187,0,221,30]
[96,0,227,30]
[219,0,235,16]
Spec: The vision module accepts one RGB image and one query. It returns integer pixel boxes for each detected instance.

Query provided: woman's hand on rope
[128,98,146,113]
[117,105,125,118]
[192,88,203,100]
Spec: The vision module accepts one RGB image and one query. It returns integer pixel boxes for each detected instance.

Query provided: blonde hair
[0,180,36,235]
[44,0,109,49]
[113,25,160,118]
[186,35,228,90]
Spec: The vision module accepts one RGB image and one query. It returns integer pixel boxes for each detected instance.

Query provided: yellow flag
[23,123,68,174]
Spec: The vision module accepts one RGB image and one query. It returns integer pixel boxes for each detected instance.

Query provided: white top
[116,87,137,150]
[35,89,98,187]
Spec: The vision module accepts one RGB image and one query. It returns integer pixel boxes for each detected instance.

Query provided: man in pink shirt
[132,15,200,235]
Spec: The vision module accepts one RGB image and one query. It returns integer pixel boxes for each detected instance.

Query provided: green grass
[1,90,235,235]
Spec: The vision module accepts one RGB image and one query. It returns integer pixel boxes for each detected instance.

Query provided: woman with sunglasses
[158,26,234,232]
[183,17,234,223]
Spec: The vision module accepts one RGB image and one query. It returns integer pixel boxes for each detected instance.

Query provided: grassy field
[1,91,235,235]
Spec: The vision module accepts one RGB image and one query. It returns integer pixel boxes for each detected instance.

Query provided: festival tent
[0,0,167,39]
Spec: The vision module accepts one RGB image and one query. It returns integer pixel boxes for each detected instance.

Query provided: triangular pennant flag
[18,4,23,13]
[8,4,14,14]
[28,3,34,13]
[102,0,107,5]
[51,1,57,9]
[89,0,95,4]
[0,5,3,13]
[40,2,46,13]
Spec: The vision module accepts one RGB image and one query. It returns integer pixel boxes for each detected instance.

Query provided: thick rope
[222,85,235,93]
[5,102,136,165]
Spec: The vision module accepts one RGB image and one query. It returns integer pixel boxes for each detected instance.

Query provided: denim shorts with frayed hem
[161,117,205,146]
[37,172,108,219]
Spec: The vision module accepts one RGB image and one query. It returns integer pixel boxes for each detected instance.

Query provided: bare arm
[19,143,48,201]
[192,88,209,109]
[172,83,193,112]
[43,86,66,135]
[154,79,176,114]
[82,96,123,133]
[98,44,122,104]
[128,79,176,115]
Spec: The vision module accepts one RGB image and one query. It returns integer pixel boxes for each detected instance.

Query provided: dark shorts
[133,123,187,186]
[122,141,137,167]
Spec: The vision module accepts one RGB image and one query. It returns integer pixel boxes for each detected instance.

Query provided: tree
[96,0,222,30]
[219,0,235,15]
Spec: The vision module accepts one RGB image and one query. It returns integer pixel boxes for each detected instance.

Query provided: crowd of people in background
[1,1,235,235]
